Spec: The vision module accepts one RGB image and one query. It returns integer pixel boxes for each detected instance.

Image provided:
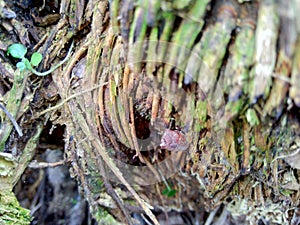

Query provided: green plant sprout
[7,41,73,76]
[161,178,177,198]
[162,185,177,198]
[157,168,177,197]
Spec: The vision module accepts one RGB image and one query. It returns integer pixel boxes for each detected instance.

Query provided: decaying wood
[37,0,300,223]
[1,0,300,224]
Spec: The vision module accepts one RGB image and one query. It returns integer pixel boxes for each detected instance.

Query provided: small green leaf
[167,189,177,197]
[16,61,26,71]
[162,187,177,197]
[30,52,43,67]
[7,43,27,59]
[162,188,169,195]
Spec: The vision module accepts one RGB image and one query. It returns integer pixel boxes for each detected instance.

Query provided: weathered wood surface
[1,0,300,224]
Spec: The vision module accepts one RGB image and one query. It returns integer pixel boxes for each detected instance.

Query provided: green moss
[93,207,123,225]
[0,191,31,225]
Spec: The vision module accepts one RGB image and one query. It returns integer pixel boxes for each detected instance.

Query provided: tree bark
[52,0,300,224]
[1,0,300,224]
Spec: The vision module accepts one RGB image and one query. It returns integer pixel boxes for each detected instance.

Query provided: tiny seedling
[161,179,177,198]
[162,186,177,198]
[7,42,73,76]
[158,168,177,198]
[7,43,43,72]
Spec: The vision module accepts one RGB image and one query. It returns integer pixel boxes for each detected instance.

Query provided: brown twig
[34,83,107,118]
[28,159,70,169]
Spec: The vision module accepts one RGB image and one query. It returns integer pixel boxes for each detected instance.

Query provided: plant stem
[30,41,74,76]
[0,104,23,137]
